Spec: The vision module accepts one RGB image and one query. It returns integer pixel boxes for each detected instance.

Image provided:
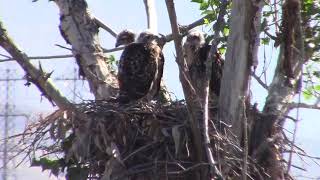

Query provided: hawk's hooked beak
[115,40,121,48]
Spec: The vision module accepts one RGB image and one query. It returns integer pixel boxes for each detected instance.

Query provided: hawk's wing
[200,45,224,96]
[118,43,159,103]
[145,48,164,100]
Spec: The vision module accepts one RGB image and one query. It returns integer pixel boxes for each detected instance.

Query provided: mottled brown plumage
[115,29,136,47]
[116,31,164,103]
[183,30,223,98]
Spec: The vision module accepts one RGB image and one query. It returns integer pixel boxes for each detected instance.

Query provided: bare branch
[94,17,118,38]
[165,0,224,179]
[164,15,210,42]
[202,0,228,178]
[0,47,125,63]
[164,1,202,179]
[288,103,320,110]
[251,72,269,90]
[0,14,209,64]
[0,21,73,111]
[143,0,158,33]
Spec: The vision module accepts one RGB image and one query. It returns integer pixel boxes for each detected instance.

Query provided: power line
[0,67,81,180]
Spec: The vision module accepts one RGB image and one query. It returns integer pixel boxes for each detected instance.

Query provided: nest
[15,99,293,180]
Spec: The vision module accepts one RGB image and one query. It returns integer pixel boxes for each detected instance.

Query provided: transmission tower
[0,66,80,180]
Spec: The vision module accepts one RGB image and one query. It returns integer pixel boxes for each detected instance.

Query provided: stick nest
[15,100,293,179]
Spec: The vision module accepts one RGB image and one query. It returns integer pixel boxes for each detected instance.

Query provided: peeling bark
[218,0,264,142]
[250,0,304,178]
[54,0,118,100]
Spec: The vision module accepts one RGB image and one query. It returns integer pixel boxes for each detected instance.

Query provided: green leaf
[218,47,226,54]
[204,18,210,24]
[303,91,313,100]
[223,27,230,36]
[315,85,320,91]
[191,0,203,3]
[31,158,62,177]
[261,37,270,45]
[200,1,209,10]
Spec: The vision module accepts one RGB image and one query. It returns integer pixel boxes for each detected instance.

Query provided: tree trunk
[250,0,304,179]
[218,0,263,143]
[54,0,118,100]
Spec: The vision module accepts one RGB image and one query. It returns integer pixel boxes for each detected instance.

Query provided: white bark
[218,0,263,140]
[55,0,118,100]
[143,0,158,33]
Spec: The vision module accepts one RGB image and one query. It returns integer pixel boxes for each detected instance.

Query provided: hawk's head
[115,29,136,47]
[185,30,205,49]
[137,30,166,47]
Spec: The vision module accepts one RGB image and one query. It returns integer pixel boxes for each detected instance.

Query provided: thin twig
[251,72,269,90]
[0,15,208,63]
[0,47,125,63]
[242,97,248,180]
[143,0,158,33]
[94,17,118,38]
[0,20,90,124]
[288,103,320,110]
[202,0,228,179]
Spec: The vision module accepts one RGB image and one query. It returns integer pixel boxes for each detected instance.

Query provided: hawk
[115,30,165,103]
[183,30,223,99]
[115,29,136,47]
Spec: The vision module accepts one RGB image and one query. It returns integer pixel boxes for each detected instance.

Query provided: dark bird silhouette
[183,30,223,99]
[115,29,136,47]
[116,30,165,103]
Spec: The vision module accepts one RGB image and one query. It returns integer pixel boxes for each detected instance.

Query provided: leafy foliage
[301,1,320,101]
[191,0,231,55]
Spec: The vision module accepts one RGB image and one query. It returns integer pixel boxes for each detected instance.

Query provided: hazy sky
[0,0,319,179]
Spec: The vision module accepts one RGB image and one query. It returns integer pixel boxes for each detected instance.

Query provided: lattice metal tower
[0,69,18,180]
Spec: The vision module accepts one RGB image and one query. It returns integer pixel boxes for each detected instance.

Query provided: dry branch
[94,17,118,38]
[0,47,125,63]
[202,0,228,179]
[143,0,158,33]
[288,103,320,110]
[0,21,73,111]
[164,15,210,42]
[0,15,208,63]
[165,0,223,179]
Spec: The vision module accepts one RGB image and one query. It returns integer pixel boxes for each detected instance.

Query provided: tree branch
[0,14,209,63]
[202,0,228,178]
[165,0,223,179]
[94,17,118,38]
[143,0,158,33]
[0,47,125,63]
[0,21,73,111]
[288,103,320,110]
[251,72,269,90]
[164,15,210,42]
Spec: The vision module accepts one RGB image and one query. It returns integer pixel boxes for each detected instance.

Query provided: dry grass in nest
[10,99,310,179]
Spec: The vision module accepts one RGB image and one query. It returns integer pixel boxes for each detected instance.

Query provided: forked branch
[165,0,223,179]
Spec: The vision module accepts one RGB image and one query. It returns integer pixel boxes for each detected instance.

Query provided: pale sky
[0,1,319,179]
